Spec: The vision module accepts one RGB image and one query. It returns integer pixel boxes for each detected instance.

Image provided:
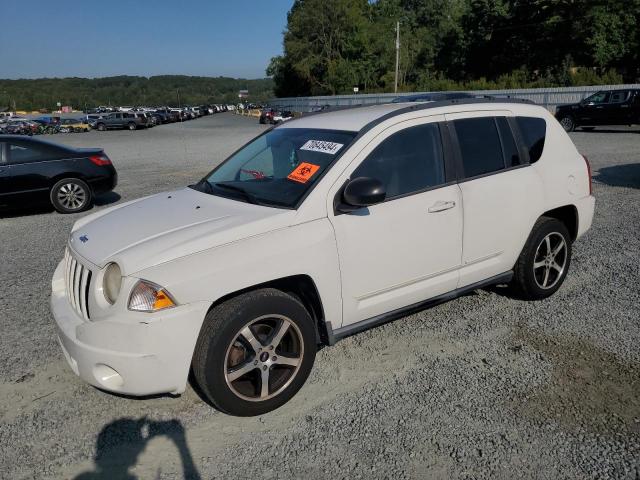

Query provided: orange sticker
[287,162,321,184]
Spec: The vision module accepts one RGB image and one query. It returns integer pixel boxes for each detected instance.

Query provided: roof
[278,98,540,132]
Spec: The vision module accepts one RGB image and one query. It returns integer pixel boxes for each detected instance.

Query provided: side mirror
[338,177,386,212]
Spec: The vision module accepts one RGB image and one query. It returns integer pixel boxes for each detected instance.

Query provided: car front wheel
[511,217,572,300]
[50,178,92,213]
[192,288,316,416]
[127,122,137,130]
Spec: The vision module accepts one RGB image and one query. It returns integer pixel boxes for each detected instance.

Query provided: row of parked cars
[0,116,92,136]
[86,104,235,131]
[0,104,238,135]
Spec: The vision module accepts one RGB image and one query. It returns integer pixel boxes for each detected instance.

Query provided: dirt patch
[512,326,640,435]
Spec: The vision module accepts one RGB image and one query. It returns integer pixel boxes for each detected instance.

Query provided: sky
[0,1,293,79]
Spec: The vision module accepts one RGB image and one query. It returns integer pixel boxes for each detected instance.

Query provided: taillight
[89,153,112,166]
[582,154,592,195]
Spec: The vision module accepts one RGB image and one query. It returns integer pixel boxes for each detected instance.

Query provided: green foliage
[269,0,640,96]
[0,76,274,111]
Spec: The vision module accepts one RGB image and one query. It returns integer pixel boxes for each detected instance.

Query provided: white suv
[50,99,595,416]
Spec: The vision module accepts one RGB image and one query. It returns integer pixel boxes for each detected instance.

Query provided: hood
[69,187,294,274]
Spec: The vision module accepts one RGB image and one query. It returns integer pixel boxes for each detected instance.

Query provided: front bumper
[50,259,209,396]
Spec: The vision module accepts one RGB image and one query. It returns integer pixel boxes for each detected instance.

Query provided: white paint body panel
[325,115,463,324]
[50,102,595,396]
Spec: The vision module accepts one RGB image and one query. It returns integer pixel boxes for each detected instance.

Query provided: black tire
[97,123,106,131]
[559,116,575,132]
[511,217,572,300]
[127,122,137,131]
[50,178,92,213]
[192,288,316,416]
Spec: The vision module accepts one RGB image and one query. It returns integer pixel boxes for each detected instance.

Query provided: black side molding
[328,271,514,345]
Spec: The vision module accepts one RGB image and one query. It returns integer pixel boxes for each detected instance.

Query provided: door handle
[428,200,456,213]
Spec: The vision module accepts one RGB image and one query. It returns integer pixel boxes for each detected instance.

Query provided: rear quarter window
[515,117,546,164]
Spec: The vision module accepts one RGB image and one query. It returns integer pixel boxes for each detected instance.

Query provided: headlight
[128,280,176,312]
[103,263,122,304]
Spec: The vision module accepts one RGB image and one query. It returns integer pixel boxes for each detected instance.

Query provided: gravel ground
[0,115,638,480]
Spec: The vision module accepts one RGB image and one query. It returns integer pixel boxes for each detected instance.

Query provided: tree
[269,0,639,97]
[270,0,371,95]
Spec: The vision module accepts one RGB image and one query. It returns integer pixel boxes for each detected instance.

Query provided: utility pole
[176,88,182,121]
[394,21,400,94]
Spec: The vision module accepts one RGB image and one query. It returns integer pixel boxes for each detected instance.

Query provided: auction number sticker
[299,140,344,155]
[287,162,321,184]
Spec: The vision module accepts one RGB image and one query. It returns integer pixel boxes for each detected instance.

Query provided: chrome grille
[64,248,92,320]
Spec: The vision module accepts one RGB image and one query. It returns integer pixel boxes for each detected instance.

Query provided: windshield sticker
[299,140,344,155]
[287,162,321,184]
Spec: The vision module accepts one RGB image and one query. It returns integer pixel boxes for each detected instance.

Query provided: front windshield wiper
[212,182,265,206]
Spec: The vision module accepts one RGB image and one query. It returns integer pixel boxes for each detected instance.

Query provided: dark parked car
[259,108,275,124]
[555,89,640,132]
[154,109,179,122]
[132,112,154,128]
[0,135,117,214]
[94,112,145,131]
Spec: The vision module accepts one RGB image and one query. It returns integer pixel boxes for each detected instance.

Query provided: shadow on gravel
[93,191,122,206]
[575,127,640,134]
[0,204,54,218]
[510,327,640,435]
[594,163,640,189]
[0,191,121,218]
[74,417,201,480]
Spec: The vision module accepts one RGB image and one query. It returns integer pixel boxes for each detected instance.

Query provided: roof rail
[286,96,537,130]
[361,97,536,133]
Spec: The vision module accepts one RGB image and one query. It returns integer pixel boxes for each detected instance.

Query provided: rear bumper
[575,194,595,239]
[50,260,209,396]
[89,169,117,195]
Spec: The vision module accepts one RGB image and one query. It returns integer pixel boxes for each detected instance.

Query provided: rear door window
[453,117,505,178]
[515,117,546,164]
[609,91,629,103]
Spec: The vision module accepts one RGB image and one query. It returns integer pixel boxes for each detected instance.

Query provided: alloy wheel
[533,232,567,289]
[57,183,87,210]
[224,314,303,402]
[560,117,574,132]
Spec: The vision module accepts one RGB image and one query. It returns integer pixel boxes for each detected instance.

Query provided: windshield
[193,127,357,208]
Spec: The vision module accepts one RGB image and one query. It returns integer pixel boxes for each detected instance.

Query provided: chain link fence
[266,84,640,113]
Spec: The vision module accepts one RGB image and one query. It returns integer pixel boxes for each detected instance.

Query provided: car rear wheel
[50,178,92,214]
[511,217,572,300]
[128,122,137,131]
[192,288,316,416]
[559,116,575,132]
